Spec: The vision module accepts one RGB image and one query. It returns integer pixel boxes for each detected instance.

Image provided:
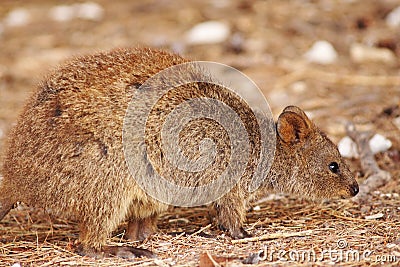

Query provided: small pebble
[360,206,370,213]
[392,117,400,131]
[76,2,104,21]
[338,136,359,158]
[369,134,392,154]
[228,32,245,53]
[185,21,230,45]
[4,8,31,27]
[386,6,400,28]
[49,5,75,22]
[303,40,338,65]
[49,2,104,22]
[11,263,21,267]
[290,81,307,94]
[253,205,261,211]
[350,43,396,64]
[379,192,398,198]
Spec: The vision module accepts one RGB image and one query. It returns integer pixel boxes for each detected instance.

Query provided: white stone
[350,43,396,64]
[339,134,392,158]
[338,136,359,158]
[49,2,104,22]
[369,134,392,154]
[386,6,400,28]
[393,117,400,131]
[76,2,104,21]
[365,213,384,220]
[4,8,30,27]
[303,40,338,64]
[49,5,75,22]
[11,263,21,267]
[185,21,230,45]
[253,205,261,211]
[290,81,307,94]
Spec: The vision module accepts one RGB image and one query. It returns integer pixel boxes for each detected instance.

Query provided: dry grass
[1,183,399,266]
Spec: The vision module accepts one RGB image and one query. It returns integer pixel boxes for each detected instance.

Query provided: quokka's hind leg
[76,219,156,259]
[125,214,158,241]
[214,189,251,239]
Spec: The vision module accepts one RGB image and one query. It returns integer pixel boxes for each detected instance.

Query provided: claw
[231,227,252,239]
[219,224,252,239]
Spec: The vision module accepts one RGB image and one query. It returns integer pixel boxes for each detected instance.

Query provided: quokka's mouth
[331,191,354,200]
[336,183,359,199]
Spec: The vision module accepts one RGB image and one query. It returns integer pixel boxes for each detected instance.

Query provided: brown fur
[0,48,358,258]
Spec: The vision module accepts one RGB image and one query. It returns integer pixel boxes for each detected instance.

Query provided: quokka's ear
[277,106,312,144]
[282,106,312,124]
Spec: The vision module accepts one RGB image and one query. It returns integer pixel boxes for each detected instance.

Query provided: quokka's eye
[329,162,339,174]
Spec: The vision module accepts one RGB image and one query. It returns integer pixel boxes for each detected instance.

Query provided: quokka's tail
[0,178,14,221]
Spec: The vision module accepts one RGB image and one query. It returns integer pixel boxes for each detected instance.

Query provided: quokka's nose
[350,182,359,196]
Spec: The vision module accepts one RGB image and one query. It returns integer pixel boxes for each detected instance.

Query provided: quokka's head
[275,106,359,200]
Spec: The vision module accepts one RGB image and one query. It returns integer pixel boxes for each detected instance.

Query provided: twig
[346,122,392,203]
[231,230,313,244]
[246,220,261,231]
[188,224,211,237]
[330,213,372,222]
[168,232,186,241]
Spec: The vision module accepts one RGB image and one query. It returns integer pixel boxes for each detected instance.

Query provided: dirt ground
[0,0,399,266]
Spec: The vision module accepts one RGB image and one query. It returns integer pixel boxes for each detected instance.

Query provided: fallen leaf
[199,252,236,267]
